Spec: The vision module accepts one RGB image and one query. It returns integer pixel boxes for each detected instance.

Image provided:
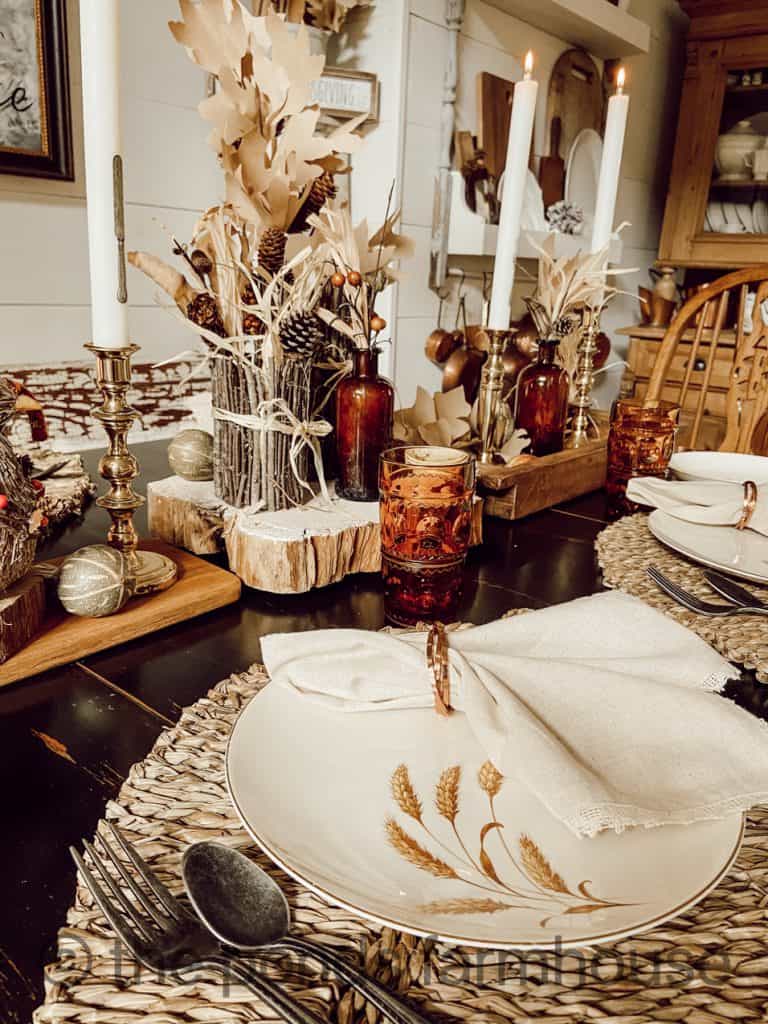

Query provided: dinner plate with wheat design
[226,680,744,949]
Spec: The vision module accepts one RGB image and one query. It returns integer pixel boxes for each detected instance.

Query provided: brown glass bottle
[515,338,569,456]
[336,348,394,501]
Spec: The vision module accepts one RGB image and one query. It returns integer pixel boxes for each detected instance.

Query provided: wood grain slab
[148,477,484,594]
[0,540,241,687]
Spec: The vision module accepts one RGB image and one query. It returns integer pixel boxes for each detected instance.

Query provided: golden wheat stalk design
[519,835,572,895]
[386,763,632,923]
[391,764,423,822]
[478,760,503,798]
[417,898,512,915]
[435,766,461,823]
[385,819,458,879]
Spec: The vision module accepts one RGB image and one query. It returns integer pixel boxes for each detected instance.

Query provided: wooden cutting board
[477,72,516,180]
[539,116,565,210]
[0,541,241,687]
[545,49,604,170]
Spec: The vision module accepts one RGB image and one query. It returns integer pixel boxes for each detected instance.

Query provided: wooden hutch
[622,0,768,434]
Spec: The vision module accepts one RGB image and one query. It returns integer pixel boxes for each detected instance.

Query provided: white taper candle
[591,67,629,255]
[488,51,538,330]
[79,0,130,348]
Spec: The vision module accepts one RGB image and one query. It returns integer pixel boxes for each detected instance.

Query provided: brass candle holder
[477,329,510,464]
[85,342,177,596]
[570,307,599,449]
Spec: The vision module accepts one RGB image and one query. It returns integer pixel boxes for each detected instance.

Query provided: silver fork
[647,565,768,617]
[70,823,326,1024]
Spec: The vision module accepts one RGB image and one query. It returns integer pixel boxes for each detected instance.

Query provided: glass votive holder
[379,445,476,626]
[607,399,679,516]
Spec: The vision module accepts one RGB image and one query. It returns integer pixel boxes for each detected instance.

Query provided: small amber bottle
[335,348,394,501]
[514,339,569,456]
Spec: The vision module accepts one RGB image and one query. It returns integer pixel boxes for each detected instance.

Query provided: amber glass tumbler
[336,348,394,501]
[379,446,476,625]
[607,399,679,515]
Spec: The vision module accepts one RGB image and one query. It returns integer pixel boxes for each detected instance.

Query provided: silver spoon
[182,842,432,1024]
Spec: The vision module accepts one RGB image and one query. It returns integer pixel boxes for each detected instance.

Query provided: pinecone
[187,292,227,338]
[258,227,288,277]
[279,313,325,359]
[552,315,577,338]
[305,172,337,219]
[241,282,264,337]
[293,173,337,232]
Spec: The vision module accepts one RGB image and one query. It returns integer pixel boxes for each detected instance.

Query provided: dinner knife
[703,570,767,609]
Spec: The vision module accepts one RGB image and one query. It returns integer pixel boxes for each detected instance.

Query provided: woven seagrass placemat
[35,663,768,1024]
[597,513,768,685]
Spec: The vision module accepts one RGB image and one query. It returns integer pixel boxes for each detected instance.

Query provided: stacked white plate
[649,452,768,584]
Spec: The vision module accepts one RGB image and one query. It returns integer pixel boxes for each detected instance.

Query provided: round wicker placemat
[36,664,768,1023]
[597,513,768,685]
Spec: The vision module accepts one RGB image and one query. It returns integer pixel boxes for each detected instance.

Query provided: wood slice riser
[147,477,484,594]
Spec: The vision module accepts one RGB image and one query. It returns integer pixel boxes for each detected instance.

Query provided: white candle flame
[616,66,626,94]
[524,51,534,80]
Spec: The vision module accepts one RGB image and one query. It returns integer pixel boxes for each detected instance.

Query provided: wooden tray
[0,540,241,688]
[478,436,608,520]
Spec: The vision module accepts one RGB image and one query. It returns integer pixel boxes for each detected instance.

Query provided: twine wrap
[213,398,332,506]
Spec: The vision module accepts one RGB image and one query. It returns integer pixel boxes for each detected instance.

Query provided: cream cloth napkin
[261,592,768,838]
[626,477,768,535]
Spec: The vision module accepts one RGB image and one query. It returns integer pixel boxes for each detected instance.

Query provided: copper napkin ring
[737,480,758,531]
[426,622,452,716]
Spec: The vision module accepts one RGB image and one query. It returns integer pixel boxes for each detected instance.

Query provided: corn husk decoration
[131,1,364,334]
[129,0,407,511]
[524,233,634,394]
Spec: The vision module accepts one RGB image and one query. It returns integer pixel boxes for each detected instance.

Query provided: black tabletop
[1,440,764,1023]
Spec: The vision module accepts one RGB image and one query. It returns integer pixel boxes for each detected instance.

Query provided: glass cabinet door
[704,66,768,237]
[659,33,768,268]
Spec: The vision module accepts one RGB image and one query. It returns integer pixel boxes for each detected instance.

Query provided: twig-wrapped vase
[211,354,315,511]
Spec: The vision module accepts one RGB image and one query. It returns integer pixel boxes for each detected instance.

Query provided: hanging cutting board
[478,72,537,180]
[545,49,603,166]
[477,72,516,180]
[539,116,566,209]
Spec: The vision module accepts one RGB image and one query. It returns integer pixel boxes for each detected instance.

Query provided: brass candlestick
[477,329,509,464]
[570,308,599,448]
[79,153,175,599]
[85,342,177,596]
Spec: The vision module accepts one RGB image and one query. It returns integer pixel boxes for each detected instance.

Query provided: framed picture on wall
[0,0,73,180]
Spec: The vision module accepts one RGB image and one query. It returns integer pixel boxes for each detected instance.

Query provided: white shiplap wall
[0,0,221,370]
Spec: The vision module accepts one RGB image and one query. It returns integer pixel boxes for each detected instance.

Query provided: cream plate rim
[648,509,768,584]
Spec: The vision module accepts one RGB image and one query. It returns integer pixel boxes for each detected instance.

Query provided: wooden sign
[312,68,380,124]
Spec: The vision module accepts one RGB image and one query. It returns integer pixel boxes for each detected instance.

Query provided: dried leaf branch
[304,0,373,32]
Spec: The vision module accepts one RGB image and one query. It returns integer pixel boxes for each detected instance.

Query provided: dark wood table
[2,440,765,1023]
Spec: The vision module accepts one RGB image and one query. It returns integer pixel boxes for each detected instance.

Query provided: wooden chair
[644,266,768,453]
